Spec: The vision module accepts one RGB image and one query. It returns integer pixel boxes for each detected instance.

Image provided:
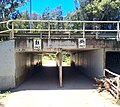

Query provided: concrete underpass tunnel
[30,52,62,87]
[32,52,71,87]
[15,49,104,90]
[106,51,120,75]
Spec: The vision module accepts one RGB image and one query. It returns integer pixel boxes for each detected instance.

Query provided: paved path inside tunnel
[1,66,120,107]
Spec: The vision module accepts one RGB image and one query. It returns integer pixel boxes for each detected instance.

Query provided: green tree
[0,0,27,21]
[85,0,119,21]
[16,11,42,32]
[41,6,63,32]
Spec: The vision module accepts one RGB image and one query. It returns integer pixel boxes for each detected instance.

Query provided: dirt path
[1,89,120,107]
[0,65,120,107]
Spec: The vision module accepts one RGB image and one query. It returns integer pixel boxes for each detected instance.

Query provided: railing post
[117,21,120,41]
[116,77,120,99]
[103,69,105,77]
[11,21,14,39]
[48,21,51,48]
[83,22,85,38]
[48,21,51,39]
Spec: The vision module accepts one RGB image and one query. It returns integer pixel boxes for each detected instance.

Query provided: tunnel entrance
[106,51,120,75]
[14,49,104,90]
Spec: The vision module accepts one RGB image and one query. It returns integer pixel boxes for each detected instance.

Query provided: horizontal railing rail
[0,20,120,40]
[0,21,12,34]
[104,69,120,99]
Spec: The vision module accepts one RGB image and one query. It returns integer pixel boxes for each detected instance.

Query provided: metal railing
[0,21,11,33]
[104,69,120,99]
[0,20,120,40]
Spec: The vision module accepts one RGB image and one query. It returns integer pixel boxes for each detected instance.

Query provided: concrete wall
[77,49,104,78]
[0,40,15,90]
[0,39,34,90]
[15,39,120,51]
[15,52,33,86]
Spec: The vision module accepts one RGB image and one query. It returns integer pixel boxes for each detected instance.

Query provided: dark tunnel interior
[13,62,94,91]
[106,52,120,75]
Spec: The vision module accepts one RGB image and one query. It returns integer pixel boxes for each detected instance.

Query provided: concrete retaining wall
[15,52,33,86]
[77,49,104,78]
[0,40,15,90]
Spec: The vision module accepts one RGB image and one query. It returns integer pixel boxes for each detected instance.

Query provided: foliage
[16,10,41,31]
[0,0,27,21]
[42,5,63,20]
[65,0,120,32]
[43,54,56,60]
[85,0,119,21]
[0,91,10,100]
[67,0,120,21]
[15,6,63,32]
[62,52,70,64]
[42,52,70,65]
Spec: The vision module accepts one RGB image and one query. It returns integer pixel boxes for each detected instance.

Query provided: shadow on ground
[12,66,95,92]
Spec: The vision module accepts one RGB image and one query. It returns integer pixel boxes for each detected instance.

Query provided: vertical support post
[48,21,51,39]
[59,51,62,87]
[117,21,120,41]
[116,77,120,99]
[56,50,62,87]
[70,53,73,66]
[56,53,59,66]
[48,21,51,48]
[83,22,85,38]
[96,31,98,39]
[103,69,105,77]
[11,21,14,39]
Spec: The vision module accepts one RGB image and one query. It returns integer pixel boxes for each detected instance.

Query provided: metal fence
[0,20,120,40]
[104,69,120,99]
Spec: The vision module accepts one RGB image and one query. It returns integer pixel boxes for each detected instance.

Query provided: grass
[0,91,10,100]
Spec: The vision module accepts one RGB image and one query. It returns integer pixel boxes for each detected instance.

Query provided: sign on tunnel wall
[34,39,41,49]
[78,38,86,48]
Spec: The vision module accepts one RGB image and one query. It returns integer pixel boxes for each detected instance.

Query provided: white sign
[78,38,86,48]
[34,39,41,49]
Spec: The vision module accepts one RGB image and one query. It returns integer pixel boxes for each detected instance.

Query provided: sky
[18,0,78,16]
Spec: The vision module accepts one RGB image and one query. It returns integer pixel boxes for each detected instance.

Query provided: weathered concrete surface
[0,40,15,90]
[15,53,33,86]
[0,40,34,90]
[15,38,120,51]
[0,38,120,90]
[76,49,104,78]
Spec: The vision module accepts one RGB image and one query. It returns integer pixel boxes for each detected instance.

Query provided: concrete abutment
[0,38,120,90]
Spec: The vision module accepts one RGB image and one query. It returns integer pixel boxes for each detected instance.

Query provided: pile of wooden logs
[94,77,110,93]
[94,76,120,99]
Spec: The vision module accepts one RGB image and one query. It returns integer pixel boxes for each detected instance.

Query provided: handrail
[0,20,120,40]
[12,20,119,23]
[0,21,12,34]
[104,69,120,78]
[104,69,120,99]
